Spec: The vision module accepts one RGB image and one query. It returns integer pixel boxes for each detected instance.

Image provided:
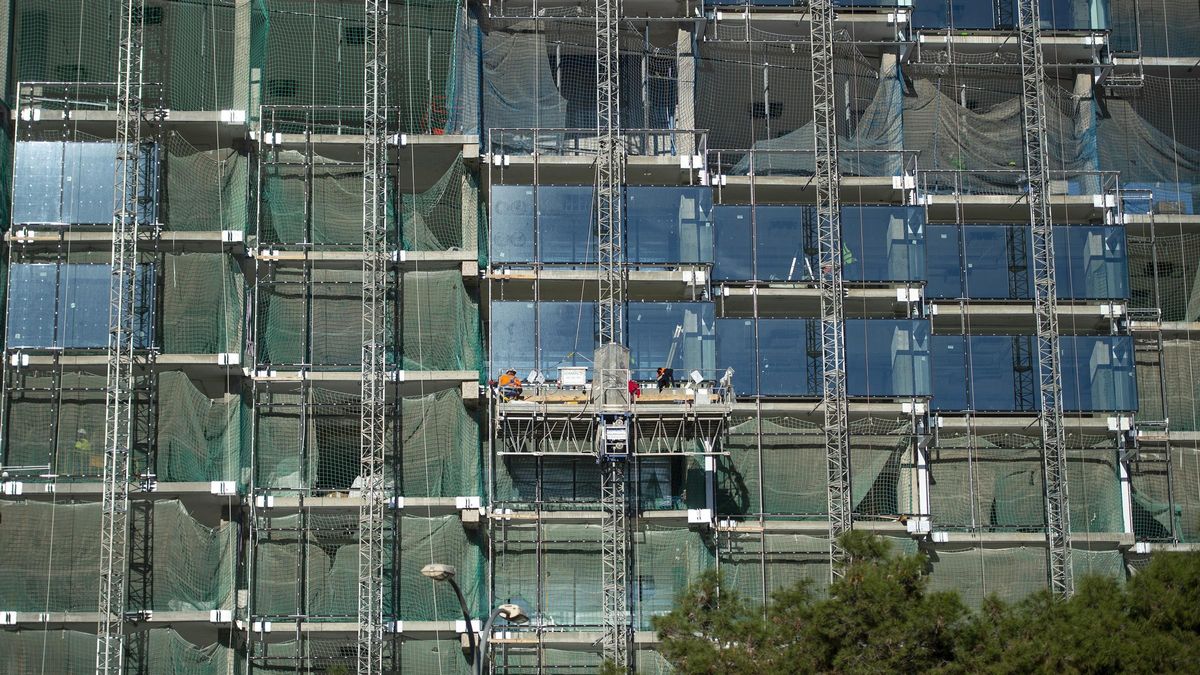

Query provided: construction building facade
[0,0,1197,673]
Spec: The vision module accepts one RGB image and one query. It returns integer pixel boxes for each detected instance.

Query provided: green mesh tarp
[0,629,232,675]
[718,416,911,518]
[1070,549,1126,584]
[926,546,1049,610]
[4,371,110,479]
[161,252,244,354]
[1067,449,1125,537]
[163,133,249,232]
[493,523,602,627]
[1172,446,1200,542]
[157,369,246,480]
[400,152,481,252]
[257,0,472,133]
[254,387,477,495]
[1130,457,1179,541]
[397,638,471,675]
[259,153,370,247]
[11,0,240,110]
[633,526,712,630]
[0,500,233,613]
[252,513,482,621]
[255,268,478,370]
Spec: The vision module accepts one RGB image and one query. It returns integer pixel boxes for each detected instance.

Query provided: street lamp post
[421,563,530,675]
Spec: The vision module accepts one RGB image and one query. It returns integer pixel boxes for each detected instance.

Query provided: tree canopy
[652,534,1200,674]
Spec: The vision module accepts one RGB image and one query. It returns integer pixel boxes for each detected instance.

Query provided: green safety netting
[161,252,244,355]
[1111,0,1200,56]
[156,372,248,484]
[254,387,477,494]
[1127,233,1200,323]
[259,153,372,248]
[255,268,478,370]
[0,500,234,613]
[1127,446,1200,543]
[925,546,1049,610]
[400,152,481,252]
[1070,549,1127,584]
[252,513,483,621]
[632,526,712,630]
[257,0,475,133]
[0,629,233,675]
[493,523,602,627]
[252,637,469,673]
[163,132,249,232]
[4,371,111,479]
[718,416,913,519]
[1171,447,1200,542]
[10,0,241,111]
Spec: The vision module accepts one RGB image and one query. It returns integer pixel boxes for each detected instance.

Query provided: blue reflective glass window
[963,225,1033,300]
[489,186,536,263]
[627,187,714,264]
[628,302,715,381]
[931,335,969,411]
[755,206,812,282]
[539,302,596,375]
[6,263,155,349]
[926,225,963,299]
[757,319,818,396]
[713,206,753,281]
[842,206,925,282]
[967,336,1040,412]
[489,301,537,378]
[13,141,158,226]
[1061,336,1137,411]
[1054,225,1129,300]
[913,1,1105,29]
[716,319,758,396]
[845,319,931,397]
[538,186,595,264]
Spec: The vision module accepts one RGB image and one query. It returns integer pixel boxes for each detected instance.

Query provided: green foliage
[654,537,1200,674]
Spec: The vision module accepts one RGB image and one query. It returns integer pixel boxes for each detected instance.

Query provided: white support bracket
[8,351,29,368]
[254,495,275,509]
[210,481,237,496]
[209,609,233,623]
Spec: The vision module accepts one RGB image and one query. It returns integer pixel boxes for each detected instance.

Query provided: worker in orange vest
[498,369,523,400]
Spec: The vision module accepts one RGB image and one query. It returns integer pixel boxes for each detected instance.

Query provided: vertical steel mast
[809,0,852,577]
[596,0,630,669]
[1016,0,1073,597]
[359,0,389,671]
[97,1,145,672]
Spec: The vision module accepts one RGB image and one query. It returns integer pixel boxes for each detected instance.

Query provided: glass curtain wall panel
[628,302,716,381]
[7,263,156,349]
[12,141,158,225]
[912,0,1107,30]
[713,205,924,283]
[845,319,932,397]
[489,301,597,382]
[932,335,1137,412]
[490,185,714,265]
[927,224,1129,300]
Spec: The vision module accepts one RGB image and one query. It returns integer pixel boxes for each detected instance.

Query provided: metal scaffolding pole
[1016,0,1073,598]
[359,1,389,671]
[97,1,145,672]
[809,0,852,578]
[596,0,630,669]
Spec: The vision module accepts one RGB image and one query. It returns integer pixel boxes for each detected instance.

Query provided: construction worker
[821,243,857,276]
[498,369,523,400]
[627,378,642,399]
[74,428,101,472]
[656,367,674,391]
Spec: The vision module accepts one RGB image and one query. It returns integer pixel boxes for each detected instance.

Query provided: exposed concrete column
[675,27,696,156]
[462,170,478,251]
[234,0,255,115]
[1075,72,1101,193]
[879,51,904,176]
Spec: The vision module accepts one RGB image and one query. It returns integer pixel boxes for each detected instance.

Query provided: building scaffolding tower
[1016,0,1074,597]
[596,0,631,670]
[358,0,390,671]
[97,0,146,672]
[809,0,852,578]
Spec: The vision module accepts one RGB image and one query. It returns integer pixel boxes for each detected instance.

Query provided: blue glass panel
[931,335,970,411]
[12,141,158,226]
[842,206,925,282]
[755,206,812,282]
[1054,225,1129,300]
[6,263,155,349]
[967,336,1039,412]
[489,185,535,263]
[539,302,596,376]
[963,225,1032,300]
[12,142,63,224]
[716,319,758,396]
[628,302,715,381]
[538,186,595,264]
[913,0,1106,29]
[845,319,931,397]
[926,225,962,299]
[1061,336,1137,411]
[712,206,753,281]
[626,187,714,264]
[757,319,818,396]
[489,301,537,378]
